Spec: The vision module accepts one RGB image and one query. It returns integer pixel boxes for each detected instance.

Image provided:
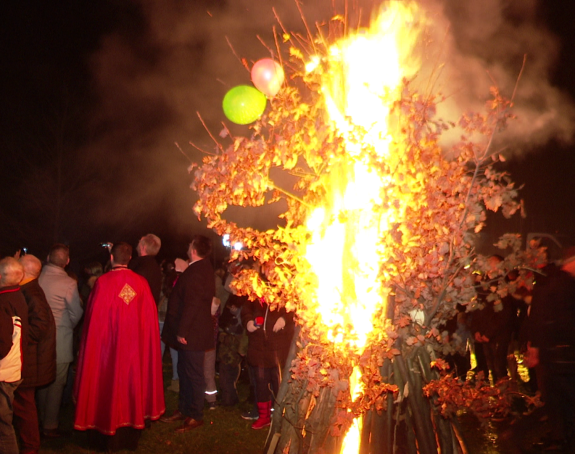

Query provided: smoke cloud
[85,0,574,236]
[420,0,574,151]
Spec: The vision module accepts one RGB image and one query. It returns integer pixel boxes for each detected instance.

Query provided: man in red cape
[74,242,164,450]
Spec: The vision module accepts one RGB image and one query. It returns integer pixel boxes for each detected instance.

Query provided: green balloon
[222,85,267,125]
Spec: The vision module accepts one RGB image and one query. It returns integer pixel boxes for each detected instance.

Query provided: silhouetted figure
[524,248,575,451]
[37,244,83,438]
[13,255,56,453]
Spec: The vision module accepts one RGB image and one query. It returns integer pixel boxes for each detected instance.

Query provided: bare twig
[174,142,194,163]
[188,141,216,156]
[225,36,250,72]
[256,35,276,57]
[295,0,317,55]
[425,25,450,100]
[511,54,527,102]
[196,112,224,154]
[273,26,284,68]
[272,7,289,38]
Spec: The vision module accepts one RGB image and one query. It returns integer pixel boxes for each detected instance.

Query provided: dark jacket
[526,269,575,358]
[470,292,515,343]
[161,258,216,351]
[0,286,29,382]
[129,255,162,306]
[20,279,57,387]
[242,298,294,369]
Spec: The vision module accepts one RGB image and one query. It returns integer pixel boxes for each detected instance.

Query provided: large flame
[304,3,423,453]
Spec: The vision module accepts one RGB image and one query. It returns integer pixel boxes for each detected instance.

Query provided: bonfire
[191,1,545,452]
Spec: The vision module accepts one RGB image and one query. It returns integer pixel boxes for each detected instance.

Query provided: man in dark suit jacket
[160,235,215,432]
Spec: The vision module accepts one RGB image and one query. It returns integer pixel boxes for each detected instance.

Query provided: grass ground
[37,354,549,454]
[38,356,268,454]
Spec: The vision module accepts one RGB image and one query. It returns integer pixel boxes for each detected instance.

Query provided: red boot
[251,401,271,429]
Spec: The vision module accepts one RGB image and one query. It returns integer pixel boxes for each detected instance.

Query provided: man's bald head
[48,243,70,268]
[19,254,42,280]
[0,257,25,288]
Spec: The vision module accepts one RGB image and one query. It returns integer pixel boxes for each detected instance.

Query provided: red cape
[74,268,165,434]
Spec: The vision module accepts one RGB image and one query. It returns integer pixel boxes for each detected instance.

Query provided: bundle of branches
[190,2,545,453]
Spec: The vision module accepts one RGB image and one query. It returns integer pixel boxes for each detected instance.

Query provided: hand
[177,336,187,345]
[246,320,259,333]
[474,332,484,343]
[211,297,221,316]
[273,317,286,332]
[174,258,189,273]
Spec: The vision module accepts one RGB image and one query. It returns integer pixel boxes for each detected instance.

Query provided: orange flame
[303,2,424,452]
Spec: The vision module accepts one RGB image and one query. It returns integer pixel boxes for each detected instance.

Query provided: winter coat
[20,279,57,387]
[525,269,575,364]
[129,255,163,306]
[242,298,294,369]
[38,263,83,364]
[161,258,216,352]
[0,286,29,383]
[469,291,515,343]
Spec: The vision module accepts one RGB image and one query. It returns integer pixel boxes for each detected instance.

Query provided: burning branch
[190,2,546,453]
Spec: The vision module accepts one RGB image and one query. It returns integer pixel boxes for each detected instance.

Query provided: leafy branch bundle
[191,2,545,452]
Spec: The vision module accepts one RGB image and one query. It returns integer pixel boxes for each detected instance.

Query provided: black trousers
[177,350,205,421]
[219,362,240,406]
[252,364,280,403]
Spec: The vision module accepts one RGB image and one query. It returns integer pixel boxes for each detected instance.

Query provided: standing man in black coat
[129,234,162,307]
[524,247,575,451]
[14,255,56,451]
[160,235,215,433]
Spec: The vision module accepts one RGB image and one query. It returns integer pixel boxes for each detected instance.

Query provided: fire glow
[303,3,424,452]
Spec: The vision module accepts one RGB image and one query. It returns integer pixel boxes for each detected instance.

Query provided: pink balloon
[251,59,285,98]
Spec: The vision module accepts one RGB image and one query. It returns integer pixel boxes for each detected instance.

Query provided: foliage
[423,372,543,424]
[190,8,546,437]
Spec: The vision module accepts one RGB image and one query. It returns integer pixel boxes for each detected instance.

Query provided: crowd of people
[1,236,574,452]
[0,234,295,453]
[441,251,575,452]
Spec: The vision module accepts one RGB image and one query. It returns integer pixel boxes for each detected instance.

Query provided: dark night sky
[1,0,574,267]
